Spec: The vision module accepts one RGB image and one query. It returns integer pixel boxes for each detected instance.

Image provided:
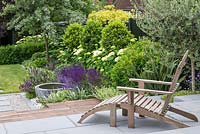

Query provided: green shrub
[94,87,123,100]
[0,42,44,64]
[25,92,36,99]
[23,50,59,69]
[46,89,94,103]
[140,50,177,90]
[110,39,151,86]
[82,20,103,51]
[137,0,200,91]
[19,67,56,98]
[100,20,133,50]
[16,35,43,45]
[62,23,84,51]
[88,5,132,25]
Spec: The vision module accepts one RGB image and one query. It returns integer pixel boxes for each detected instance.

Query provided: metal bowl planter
[35,83,66,98]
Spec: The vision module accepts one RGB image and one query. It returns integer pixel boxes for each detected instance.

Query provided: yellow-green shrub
[88,5,132,25]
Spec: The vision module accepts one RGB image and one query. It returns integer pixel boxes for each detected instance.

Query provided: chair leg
[110,104,117,127]
[160,115,190,128]
[169,106,198,122]
[127,105,135,128]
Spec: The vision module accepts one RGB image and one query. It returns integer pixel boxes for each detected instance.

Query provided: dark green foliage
[100,20,133,50]
[0,42,44,64]
[82,20,103,51]
[25,92,36,99]
[23,50,59,69]
[62,23,84,51]
[111,38,179,90]
[110,39,152,86]
[140,49,177,90]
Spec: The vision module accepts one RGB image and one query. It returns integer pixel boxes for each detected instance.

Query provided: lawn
[0,64,26,94]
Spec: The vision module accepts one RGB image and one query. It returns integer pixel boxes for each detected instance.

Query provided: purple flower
[19,80,33,92]
[57,65,86,88]
[87,69,101,86]
[56,65,102,88]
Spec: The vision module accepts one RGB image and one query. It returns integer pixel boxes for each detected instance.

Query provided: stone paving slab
[46,124,122,134]
[0,124,6,134]
[172,100,200,112]
[116,118,176,134]
[0,96,9,101]
[0,100,10,106]
[28,132,46,134]
[175,94,200,102]
[4,116,75,134]
[67,110,127,127]
[147,126,200,134]
[0,93,38,113]
[0,106,13,112]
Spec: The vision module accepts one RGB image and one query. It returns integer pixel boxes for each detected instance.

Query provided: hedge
[0,42,45,64]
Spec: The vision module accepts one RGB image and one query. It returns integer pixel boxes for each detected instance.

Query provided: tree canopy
[1,0,95,66]
[1,0,94,35]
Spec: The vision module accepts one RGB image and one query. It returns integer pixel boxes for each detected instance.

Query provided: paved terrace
[0,95,200,134]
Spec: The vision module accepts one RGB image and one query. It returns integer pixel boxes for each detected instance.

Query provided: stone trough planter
[35,83,66,98]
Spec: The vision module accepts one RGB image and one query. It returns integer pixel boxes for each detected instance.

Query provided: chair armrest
[117,86,173,95]
[129,78,179,86]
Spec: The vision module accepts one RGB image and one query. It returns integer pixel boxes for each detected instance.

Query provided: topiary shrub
[88,5,132,25]
[62,23,84,51]
[100,20,133,50]
[82,20,103,51]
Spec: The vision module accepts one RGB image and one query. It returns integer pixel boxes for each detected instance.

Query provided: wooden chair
[78,50,198,128]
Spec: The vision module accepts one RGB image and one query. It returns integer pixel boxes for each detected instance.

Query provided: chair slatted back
[161,50,189,115]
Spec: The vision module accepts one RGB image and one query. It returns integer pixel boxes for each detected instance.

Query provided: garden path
[0,93,37,113]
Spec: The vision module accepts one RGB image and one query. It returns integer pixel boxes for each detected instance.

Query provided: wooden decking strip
[0,99,100,123]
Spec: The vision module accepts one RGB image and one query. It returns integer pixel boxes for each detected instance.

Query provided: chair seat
[95,94,164,114]
[122,94,165,114]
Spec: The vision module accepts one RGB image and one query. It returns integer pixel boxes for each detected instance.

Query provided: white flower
[101,56,107,61]
[59,50,64,53]
[16,41,20,44]
[130,38,137,43]
[93,50,102,57]
[101,52,115,61]
[117,49,126,55]
[107,52,115,57]
[114,57,119,62]
[74,48,83,55]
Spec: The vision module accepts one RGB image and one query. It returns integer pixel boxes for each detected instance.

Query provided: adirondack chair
[78,50,198,128]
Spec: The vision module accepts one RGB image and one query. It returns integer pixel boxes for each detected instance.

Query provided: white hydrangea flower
[101,56,107,61]
[117,49,126,55]
[130,38,137,42]
[74,48,84,55]
[114,57,119,62]
[93,50,102,57]
[107,52,115,57]
[59,50,64,53]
